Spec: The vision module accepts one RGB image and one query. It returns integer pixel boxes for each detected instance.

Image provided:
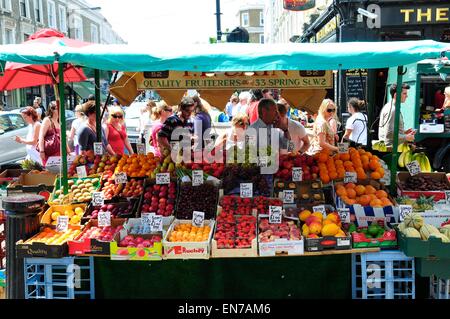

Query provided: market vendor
[436,86,450,112]
[378,83,415,147]
[276,101,310,153]
[157,96,195,154]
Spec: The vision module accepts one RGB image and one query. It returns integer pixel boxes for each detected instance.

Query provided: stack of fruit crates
[0,211,5,269]
[429,275,450,299]
[23,256,95,299]
[351,250,415,299]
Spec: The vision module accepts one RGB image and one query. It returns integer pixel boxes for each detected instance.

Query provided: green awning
[71,81,107,100]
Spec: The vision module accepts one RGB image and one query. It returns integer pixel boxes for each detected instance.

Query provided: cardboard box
[351,228,397,249]
[162,219,215,259]
[67,218,126,256]
[6,172,56,197]
[396,172,450,201]
[397,228,450,259]
[49,176,101,205]
[305,235,352,252]
[0,169,30,183]
[259,238,304,256]
[40,203,87,226]
[16,240,68,258]
[110,218,163,261]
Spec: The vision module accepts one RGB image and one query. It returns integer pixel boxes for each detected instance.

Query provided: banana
[398,151,406,167]
[419,153,432,172]
[405,150,414,166]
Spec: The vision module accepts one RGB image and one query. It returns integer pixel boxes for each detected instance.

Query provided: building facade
[237,1,265,43]
[0,0,125,109]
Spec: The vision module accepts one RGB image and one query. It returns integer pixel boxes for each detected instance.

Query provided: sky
[86,0,244,45]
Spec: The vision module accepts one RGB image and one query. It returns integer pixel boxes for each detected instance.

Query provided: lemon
[51,212,60,221]
[64,210,75,218]
[74,207,84,215]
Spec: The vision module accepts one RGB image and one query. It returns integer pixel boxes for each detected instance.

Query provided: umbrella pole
[390,66,405,194]
[95,69,101,142]
[58,62,69,195]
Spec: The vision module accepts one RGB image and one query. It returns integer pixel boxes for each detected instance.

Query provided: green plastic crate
[397,229,450,259]
[416,257,450,279]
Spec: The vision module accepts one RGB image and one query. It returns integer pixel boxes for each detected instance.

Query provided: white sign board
[94,142,103,155]
[292,167,303,182]
[156,173,171,185]
[192,211,205,227]
[92,192,104,206]
[114,172,128,184]
[399,205,413,222]
[98,211,111,227]
[136,143,146,155]
[338,142,349,154]
[344,172,357,184]
[313,205,327,219]
[76,166,87,178]
[269,206,282,224]
[338,208,351,224]
[192,170,204,186]
[56,216,69,232]
[406,161,421,176]
[283,190,295,204]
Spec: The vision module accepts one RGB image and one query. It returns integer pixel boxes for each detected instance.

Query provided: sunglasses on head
[327,108,336,113]
[165,108,173,112]
[112,114,123,119]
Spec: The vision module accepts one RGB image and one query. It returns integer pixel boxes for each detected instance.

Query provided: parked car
[0,111,29,165]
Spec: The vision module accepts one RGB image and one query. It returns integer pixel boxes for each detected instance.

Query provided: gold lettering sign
[136,71,333,90]
[400,7,449,24]
[315,16,340,43]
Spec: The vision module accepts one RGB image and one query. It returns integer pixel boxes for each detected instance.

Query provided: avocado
[368,225,380,237]
[348,224,357,233]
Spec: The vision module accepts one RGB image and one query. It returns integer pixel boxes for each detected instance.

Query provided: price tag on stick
[313,205,327,219]
[344,172,357,184]
[192,211,205,227]
[115,172,128,184]
[94,142,103,155]
[338,142,349,154]
[240,183,253,198]
[338,208,351,224]
[98,211,111,227]
[257,156,268,168]
[399,205,413,222]
[150,215,163,232]
[192,170,204,186]
[283,190,295,204]
[92,192,104,207]
[269,206,282,224]
[136,143,146,155]
[292,167,303,182]
[76,166,87,178]
[141,213,152,226]
[406,161,421,176]
[156,173,170,185]
[56,216,69,232]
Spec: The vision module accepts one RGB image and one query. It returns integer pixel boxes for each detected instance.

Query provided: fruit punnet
[88,202,134,219]
[168,224,211,242]
[258,219,301,243]
[141,182,177,217]
[175,182,219,219]
[400,175,450,191]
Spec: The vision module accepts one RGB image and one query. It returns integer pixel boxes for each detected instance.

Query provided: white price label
[114,172,128,184]
[56,216,69,232]
[344,172,357,184]
[141,212,152,226]
[313,205,327,219]
[76,166,87,178]
[283,190,295,204]
[338,143,349,154]
[98,211,111,227]
[192,170,204,186]
[240,183,253,198]
[381,169,391,186]
[338,208,351,223]
[269,206,283,224]
[292,167,303,182]
[288,141,295,153]
[136,143,146,155]
[150,215,163,232]
[156,173,171,185]
[406,160,421,176]
[94,142,103,155]
[192,211,205,227]
[445,190,450,204]
[257,156,268,168]
[92,192,104,206]
[399,205,413,222]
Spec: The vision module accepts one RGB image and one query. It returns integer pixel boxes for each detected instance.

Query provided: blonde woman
[69,104,86,154]
[105,106,134,155]
[327,100,341,142]
[150,100,172,157]
[214,113,249,152]
[308,99,339,154]
[140,100,156,141]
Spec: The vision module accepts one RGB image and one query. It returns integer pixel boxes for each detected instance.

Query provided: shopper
[247,89,264,125]
[326,99,340,143]
[234,91,251,117]
[214,113,249,152]
[68,104,86,154]
[276,102,310,153]
[158,96,195,153]
[15,107,41,164]
[378,83,415,147]
[342,98,368,146]
[308,99,339,154]
[105,106,134,156]
[77,101,98,154]
[150,100,173,157]
[38,101,62,165]
[193,95,212,149]
[33,97,45,121]
[225,94,239,120]
[139,100,156,143]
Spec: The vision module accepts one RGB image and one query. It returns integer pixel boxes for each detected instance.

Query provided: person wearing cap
[15,106,42,164]
[157,96,195,154]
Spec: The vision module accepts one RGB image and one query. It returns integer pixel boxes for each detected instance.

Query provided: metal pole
[95,69,101,142]
[390,66,405,193]
[100,71,119,120]
[58,62,69,194]
[215,0,222,41]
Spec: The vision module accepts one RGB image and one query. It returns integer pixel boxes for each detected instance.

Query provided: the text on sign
[269,206,283,224]
[399,205,413,222]
[150,214,163,232]
[445,190,450,205]
[94,142,103,155]
[115,172,128,184]
[344,172,357,184]
[136,143,146,155]
[338,208,351,223]
[284,190,295,204]
[313,205,327,219]
[192,211,205,228]
[98,211,111,227]
[406,161,421,176]
[56,216,69,232]
[338,143,349,154]
[92,192,104,206]
[192,170,204,186]
[240,183,253,198]
[76,166,87,178]
[292,167,303,182]
[156,173,170,185]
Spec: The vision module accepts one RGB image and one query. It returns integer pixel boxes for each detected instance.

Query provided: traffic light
[226,27,249,43]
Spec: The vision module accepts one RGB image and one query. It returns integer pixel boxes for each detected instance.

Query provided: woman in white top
[214,113,249,153]
[15,106,42,164]
[69,104,86,155]
[140,100,156,142]
[342,98,368,146]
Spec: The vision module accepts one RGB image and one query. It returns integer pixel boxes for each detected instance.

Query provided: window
[259,34,264,44]
[58,5,66,32]
[73,16,83,40]
[7,114,26,130]
[47,0,56,28]
[19,0,30,17]
[242,12,249,27]
[260,12,264,26]
[24,33,30,41]
[90,24,98,43]
[1,0,11,11]
[4,29,14,44]
[34,0,43,22]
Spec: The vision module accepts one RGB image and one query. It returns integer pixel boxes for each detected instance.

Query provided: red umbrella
[0,28,89,91]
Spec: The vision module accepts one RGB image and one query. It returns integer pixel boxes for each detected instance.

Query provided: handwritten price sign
[98,211,111,227]
[313,205,327,219]
[406,161,421,176]
[240,183,253,198]
[136,143,146,155]
[92,192,104,206]
[292,167,303,182]
[399,205,413,222]
[156,173,171,185]
[76,166,87,178]
[192,211,205,228]
[94,142,103,155]
[283,190,295,204]
[344,172,357,184]
[338,208,351,223]
[115,172,128,184]
[192,170,204,186]
[56,216,69,232]
[338,142,349,154]
[269,206,282,224]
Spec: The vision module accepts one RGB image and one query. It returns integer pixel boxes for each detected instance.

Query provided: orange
[369,194,378,201]
[346,188,357,199]
[329,171,338,180]
[340,153,350,161]
[321,173,330,184]
[369,160,381,171]
[318,152,328,163]
[346,182,356,189]
[376,190,388,199]
[376,167,385,177]
[337,170,345,179]
[358,148,366,155]
[356,168,367,180]
[370,199,383,207]
[361,155,369,164]
[365,185,377,195]
[336,187,347,197]
[358,194,371,206]
[345,198,357,205]
[381,197,393,206]
[334,160,343,167]
[370,172,382,179]
[355,185,366,196]
[343,160,353,169]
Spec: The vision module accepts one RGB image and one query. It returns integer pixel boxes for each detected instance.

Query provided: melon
[397,222,406,232]
[402,227,421,239]
[404,213,424,230]
[429,233,450,243]
[419,224,440,240]
[440,227,450,239]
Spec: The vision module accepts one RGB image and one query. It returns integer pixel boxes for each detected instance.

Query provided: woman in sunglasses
[150,100,172,157]
[308,99,339,154]
[105,106,134,155]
